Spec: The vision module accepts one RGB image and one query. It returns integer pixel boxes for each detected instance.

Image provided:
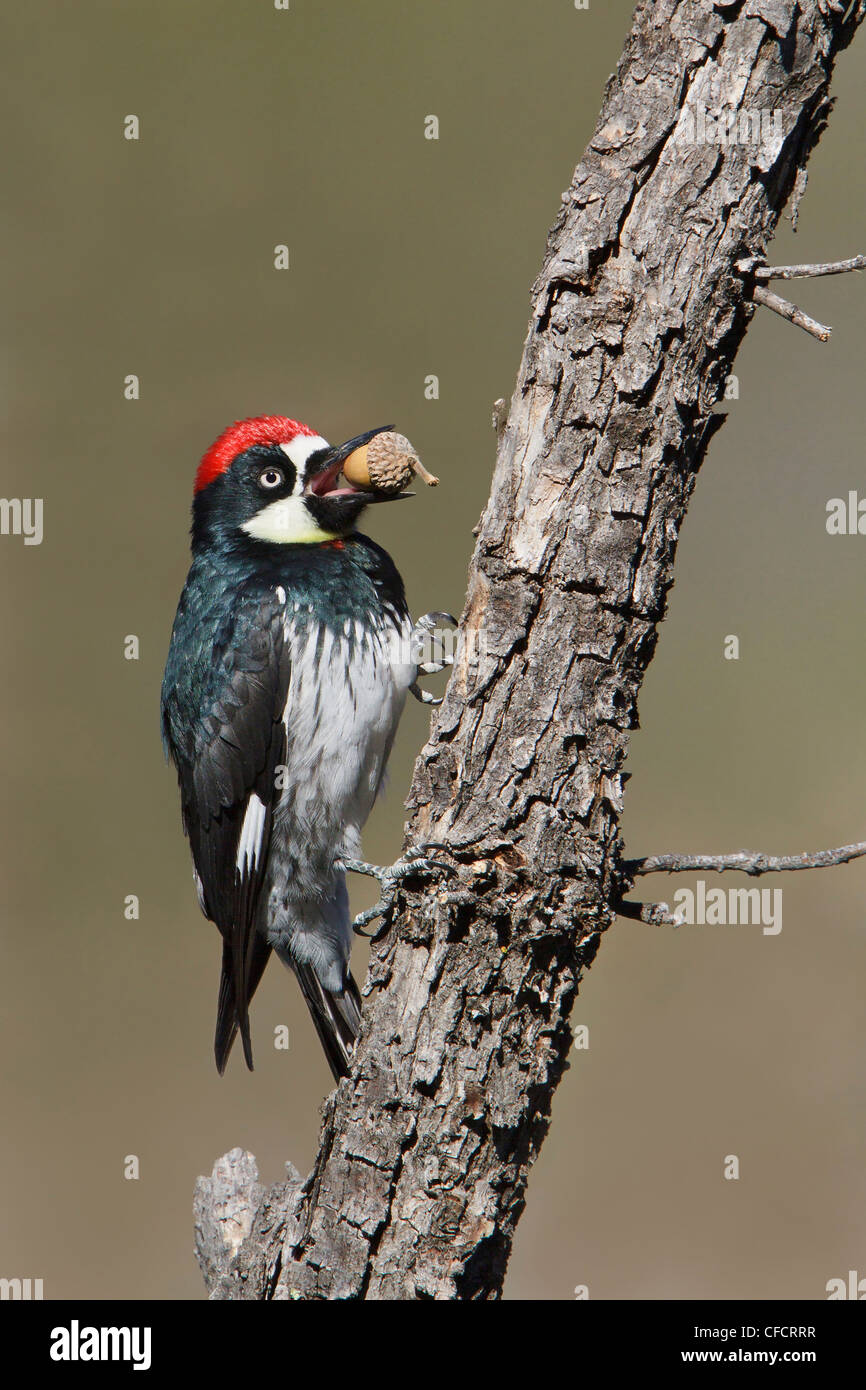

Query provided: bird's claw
[339,844,456,936]
[408,612,458,706]
[408,679,443,706]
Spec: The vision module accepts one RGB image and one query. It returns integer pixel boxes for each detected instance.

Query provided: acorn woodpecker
[161,415,445,1081]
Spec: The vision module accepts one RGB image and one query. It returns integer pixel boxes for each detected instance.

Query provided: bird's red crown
[194,416,319,495]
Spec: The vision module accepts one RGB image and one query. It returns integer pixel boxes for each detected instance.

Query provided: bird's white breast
[276,604,413,854]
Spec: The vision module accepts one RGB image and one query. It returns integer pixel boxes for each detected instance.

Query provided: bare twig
[751,284,832,341]
[738,252,866,343]
[625,841,866,878]
[753,254,866,280]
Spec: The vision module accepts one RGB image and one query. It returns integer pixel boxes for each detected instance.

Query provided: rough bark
[195,0,866,1300]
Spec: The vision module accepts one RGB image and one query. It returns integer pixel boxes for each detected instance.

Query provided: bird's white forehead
[280,435,329,469]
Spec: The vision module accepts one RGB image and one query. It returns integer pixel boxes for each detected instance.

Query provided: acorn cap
[342,431,439,495]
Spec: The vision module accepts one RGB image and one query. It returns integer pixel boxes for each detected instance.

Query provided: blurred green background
[1,1,864,1301]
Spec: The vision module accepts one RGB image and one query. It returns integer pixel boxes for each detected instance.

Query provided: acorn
[342,431,439,496]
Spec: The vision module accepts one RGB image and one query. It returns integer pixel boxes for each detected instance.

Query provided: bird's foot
[408,611,457,706]
[339,843,456,936]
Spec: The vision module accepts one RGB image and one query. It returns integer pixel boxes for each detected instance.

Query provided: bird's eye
[258,467,284,490]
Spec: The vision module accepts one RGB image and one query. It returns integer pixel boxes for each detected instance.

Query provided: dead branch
[196,0,866,1301]
[626,842,866,877]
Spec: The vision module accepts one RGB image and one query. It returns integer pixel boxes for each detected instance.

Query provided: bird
[161,415,450,1081]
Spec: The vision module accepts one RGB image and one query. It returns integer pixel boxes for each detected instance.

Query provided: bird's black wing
[162,582,291,1072]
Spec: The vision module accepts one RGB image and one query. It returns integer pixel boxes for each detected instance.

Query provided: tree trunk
[195,0,866,1300]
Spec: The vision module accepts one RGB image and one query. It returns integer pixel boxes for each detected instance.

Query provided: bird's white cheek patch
[241,496,339,545]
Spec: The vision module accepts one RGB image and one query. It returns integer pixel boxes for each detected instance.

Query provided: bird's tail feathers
[214,934,272,1074]
[292,961,362,1082]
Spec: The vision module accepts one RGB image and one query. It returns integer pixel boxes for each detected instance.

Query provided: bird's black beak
[304,426,414,502]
